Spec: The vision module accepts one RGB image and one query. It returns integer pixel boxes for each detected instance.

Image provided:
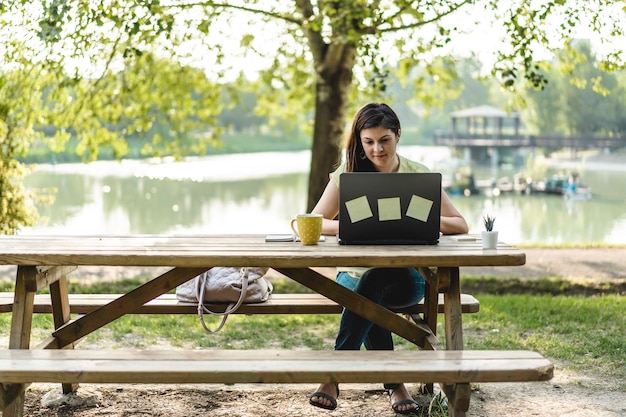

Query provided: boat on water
[563,186,592,199]
[444,166,592,199]
[535,173,592,199]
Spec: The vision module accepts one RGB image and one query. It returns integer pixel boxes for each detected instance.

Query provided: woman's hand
[440,190,469,235]
[311,180,340,236]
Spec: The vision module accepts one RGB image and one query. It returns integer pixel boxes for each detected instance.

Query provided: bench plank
[0,349,553,385]
[0,293,479,315]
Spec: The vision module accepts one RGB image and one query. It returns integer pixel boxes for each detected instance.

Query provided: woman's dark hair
[344,102,401,172]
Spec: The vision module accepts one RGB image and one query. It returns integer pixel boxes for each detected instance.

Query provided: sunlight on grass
[463,294,625,385]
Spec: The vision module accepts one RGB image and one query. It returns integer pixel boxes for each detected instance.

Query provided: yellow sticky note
[378,197,401,221]
[406,195,433,222]
[345,196,373,223]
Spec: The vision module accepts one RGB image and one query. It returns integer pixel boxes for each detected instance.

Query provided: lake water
[20,147,626,245]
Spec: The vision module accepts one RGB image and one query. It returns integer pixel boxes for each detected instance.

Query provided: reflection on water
[21,148,626,244]
[24,172,308,235]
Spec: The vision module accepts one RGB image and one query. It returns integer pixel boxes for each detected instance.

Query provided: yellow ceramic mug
[290,213,323,245]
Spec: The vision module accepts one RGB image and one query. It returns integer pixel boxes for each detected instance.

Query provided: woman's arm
[311,180,340,235]
[440,190,469,235]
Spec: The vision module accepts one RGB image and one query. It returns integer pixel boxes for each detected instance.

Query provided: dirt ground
[20,372,626,417]
[9,247,626,416]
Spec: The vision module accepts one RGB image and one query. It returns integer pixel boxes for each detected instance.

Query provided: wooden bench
[0,349,553,416]
[0,292,479,315]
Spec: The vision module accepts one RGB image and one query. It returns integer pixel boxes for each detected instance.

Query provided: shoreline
[27,147,626,180]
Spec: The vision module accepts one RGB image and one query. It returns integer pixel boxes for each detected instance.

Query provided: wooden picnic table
[0,234,540,417]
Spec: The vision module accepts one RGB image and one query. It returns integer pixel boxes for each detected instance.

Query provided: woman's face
[360,126,399,172]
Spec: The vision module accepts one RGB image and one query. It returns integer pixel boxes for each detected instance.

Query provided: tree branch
[66,34,124,127]
[366,0,473,34]
[294,0,326,66]
[166,1,303,26]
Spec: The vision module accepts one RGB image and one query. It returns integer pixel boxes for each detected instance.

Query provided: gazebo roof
[450,105,513,119]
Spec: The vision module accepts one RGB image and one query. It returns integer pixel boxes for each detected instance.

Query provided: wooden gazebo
[435,105,626,162]
[433,105,524,166]
[449,105,520,139]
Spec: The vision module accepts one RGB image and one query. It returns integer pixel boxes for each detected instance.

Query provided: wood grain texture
[0,349,554,385]
[0,235,525,268]
[0,292,480,315]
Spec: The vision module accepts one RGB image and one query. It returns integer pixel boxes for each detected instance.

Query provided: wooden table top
[0,234,524,268]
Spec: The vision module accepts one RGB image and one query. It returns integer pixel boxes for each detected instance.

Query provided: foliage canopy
[1,0,625,232]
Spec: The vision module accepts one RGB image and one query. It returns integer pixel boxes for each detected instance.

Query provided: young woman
[308,102,468,414]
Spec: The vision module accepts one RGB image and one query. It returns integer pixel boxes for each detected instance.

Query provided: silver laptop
[338,172,442,245]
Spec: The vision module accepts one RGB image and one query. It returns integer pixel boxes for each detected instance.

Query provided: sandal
[309,384,339,410]
[388,388,419,415]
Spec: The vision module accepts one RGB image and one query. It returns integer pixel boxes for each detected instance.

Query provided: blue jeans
[335,268,425,390]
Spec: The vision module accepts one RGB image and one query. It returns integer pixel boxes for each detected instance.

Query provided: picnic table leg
[419,267,440,347]
[2,266,37,417]
[442,382,470,417]
[49,276,79,394]
[418,266,440,395]
[439,266,470,416]
[441,267,463,350]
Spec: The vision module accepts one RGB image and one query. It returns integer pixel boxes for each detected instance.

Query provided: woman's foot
[309,383,339,410]
[388,384,419,414]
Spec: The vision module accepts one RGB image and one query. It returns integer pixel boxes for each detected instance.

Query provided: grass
[452,294,624,386]
[460,276,625,296]
[389,293,625,389]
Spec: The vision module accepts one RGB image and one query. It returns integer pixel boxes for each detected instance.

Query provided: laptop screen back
[338,172,442,245]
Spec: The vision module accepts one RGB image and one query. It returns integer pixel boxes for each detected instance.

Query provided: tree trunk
[306,45,356,211]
